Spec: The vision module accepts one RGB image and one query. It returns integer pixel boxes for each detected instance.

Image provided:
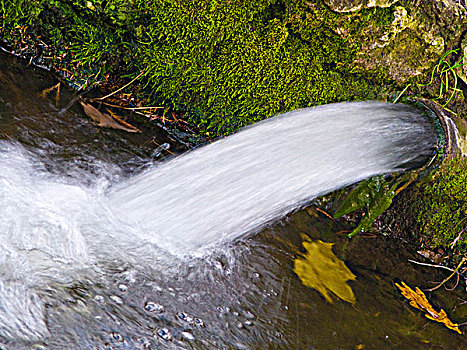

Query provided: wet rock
[242,310,256,320]
[94,295,105,304]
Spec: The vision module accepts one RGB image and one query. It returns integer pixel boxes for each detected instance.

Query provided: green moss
[1,0,395,136]
[417,157,467,252]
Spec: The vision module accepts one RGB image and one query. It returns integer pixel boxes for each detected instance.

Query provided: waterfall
[107,101,438,254]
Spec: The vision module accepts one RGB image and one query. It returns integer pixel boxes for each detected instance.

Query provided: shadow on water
[0,52,466,349]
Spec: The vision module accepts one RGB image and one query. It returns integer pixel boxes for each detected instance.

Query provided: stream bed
[0,51,466,349]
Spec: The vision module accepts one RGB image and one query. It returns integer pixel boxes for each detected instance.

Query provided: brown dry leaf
[294,239,356,304]
[79,100,142,133]
[395,281,462,334]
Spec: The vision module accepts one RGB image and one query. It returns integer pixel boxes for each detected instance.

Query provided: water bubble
[194,318,205,327]
[111,332,124,342]
[177,312,194,324]
[136,337,151,348]
[156,328,172,341]
[243,310,256,320]
[118,284,127,293]
[217,306,230,314]
[31,345,45,350]
[181,331,194,341]
[76,300,87,309]
[144,301,165,313]
[109,295,123,305]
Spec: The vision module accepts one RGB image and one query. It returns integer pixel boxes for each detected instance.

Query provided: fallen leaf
[294,239,356,304]
[79,100,142,133]
[395,281,462,334]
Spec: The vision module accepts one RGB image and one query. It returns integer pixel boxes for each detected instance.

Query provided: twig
[453,299,467,312]
[98,101,163,110]
[95,70,145,101]
[40,82,60,104]
[151,138,175,155]
[450,227,466,249]
[315,207,334,220]
[393,84,411,104]
[408,259,455,273]
[445,272,460,291]
[425,258,466,292]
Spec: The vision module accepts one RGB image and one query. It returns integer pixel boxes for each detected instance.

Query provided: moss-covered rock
[352,1,466,83]
[415,157,467,254]
[2,1,467,136]
[0,1,422,136]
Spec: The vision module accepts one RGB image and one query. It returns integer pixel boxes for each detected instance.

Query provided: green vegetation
[334,172,418,237]
[417,157,467,253]
[419,49,466,110]
[0,0,395,136]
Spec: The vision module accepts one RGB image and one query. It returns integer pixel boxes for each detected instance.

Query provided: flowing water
[0,51,466,349]
[107,100,436,255]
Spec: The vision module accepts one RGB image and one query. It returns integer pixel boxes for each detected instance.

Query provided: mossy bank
[0,0,430,136]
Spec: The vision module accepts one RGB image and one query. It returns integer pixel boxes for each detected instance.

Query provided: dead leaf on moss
[294,239,356,304]
[395,281,462,334]
[79,100,142,133]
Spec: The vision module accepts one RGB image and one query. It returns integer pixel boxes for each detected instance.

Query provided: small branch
[151,138,175,155]
[98,101,163,110]
[445,272,460,291]
[95,71,145,101]
[450,227,466,249]
[315,207,334,220]
[393,84,411,104]
[425,258,466,292]
[408,259,455,273]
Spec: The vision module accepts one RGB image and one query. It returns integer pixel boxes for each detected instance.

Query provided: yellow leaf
[294,239,356,304]
[395,281,462,335]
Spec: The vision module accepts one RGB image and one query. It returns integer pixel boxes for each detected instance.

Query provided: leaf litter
[396,281,462,334]
[294,238,356,304]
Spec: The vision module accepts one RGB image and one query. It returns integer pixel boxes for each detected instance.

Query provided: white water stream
[108,101,438,253]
